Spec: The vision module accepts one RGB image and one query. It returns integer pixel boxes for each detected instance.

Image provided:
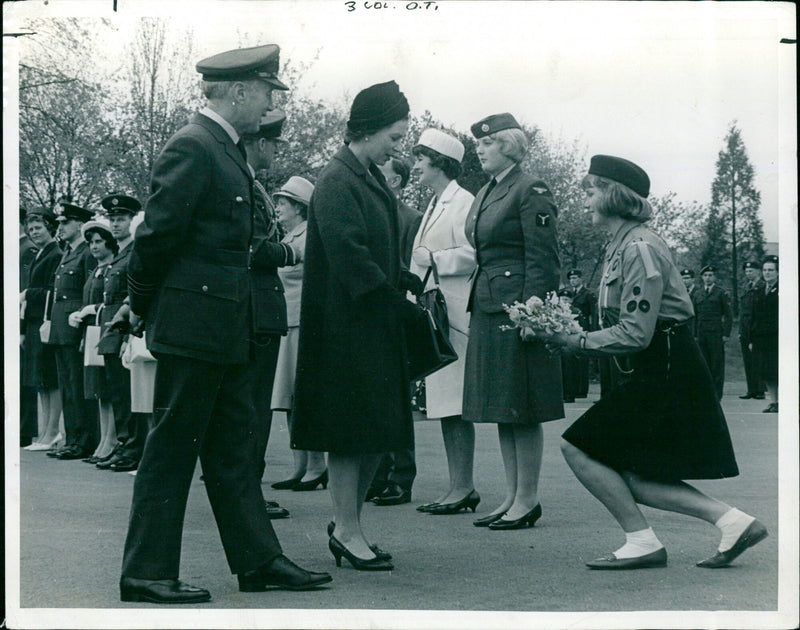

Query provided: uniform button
[504,271,511,277]
[236,196,243,202]
[202,285,209,292]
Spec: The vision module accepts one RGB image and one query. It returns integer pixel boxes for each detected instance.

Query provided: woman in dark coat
[21,208,64,451]
[292,81,424,571]
[546,155,767,570]
[462,113,564,530]
[750,255,778,413]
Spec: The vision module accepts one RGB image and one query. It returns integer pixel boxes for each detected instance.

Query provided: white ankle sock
[715,508,755,552]
[613,527,663,559]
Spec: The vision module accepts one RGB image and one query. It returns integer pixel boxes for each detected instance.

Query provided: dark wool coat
[49,241,97,347]
[291,146,413,454]
[127,113,293,364]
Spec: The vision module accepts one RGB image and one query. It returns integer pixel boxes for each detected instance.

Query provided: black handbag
[406,260,458,382]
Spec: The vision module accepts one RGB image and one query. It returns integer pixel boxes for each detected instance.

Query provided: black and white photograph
[3,1,797,628]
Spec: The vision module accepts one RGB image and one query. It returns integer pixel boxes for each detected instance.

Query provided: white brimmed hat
[81,215,113,240]
[273,176,314,206]
[414,128,465,163]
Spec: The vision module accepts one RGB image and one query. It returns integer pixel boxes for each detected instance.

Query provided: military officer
[738,261,766,399]
[120,44,330,605]
[680,268,697,298]
[47,201,98,460]
[567,269,596,398]
[90,194,150,472]
[692,265,732,400]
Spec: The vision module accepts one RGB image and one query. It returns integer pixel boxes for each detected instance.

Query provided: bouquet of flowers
[501,292,584,338]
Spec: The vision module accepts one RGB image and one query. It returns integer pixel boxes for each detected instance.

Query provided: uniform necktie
[236,139,248,163]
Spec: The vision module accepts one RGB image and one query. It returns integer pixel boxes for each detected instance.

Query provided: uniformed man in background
[691,265,732,400]
[47,201,99,460]
[120,44,330,605]
[567,269,596,398]
[738,261,765,400]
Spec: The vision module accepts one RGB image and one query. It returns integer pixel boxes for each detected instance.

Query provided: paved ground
[10,383,792,628]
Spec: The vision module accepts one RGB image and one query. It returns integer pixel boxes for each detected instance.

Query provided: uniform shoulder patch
[535,213,551,227]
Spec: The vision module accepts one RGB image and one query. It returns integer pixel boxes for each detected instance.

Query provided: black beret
[55,201,93,223]
[588,155,650,198]
[557,288,573,298]
[743,261,759,270]
[567,269,582,278]
[762,255,778,265]
[24,206,57,223]
[680,269,695,278]
[196,44,288,90]
[470,112,521,139]
[347,81,409,135]
[101,194,141,216]
[700,265,717,274]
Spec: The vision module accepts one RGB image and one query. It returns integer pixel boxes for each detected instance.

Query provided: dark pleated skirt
[563,323,739,481]
[462,309,564,424]
[23,321,59,390]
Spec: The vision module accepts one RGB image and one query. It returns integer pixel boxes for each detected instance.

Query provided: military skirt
[22,321,59,390]
[562,321,739,481]
[462,309,564,424]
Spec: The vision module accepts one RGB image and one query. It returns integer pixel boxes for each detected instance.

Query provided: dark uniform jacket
[20,235,38,291]
[749,281,778,338]
[96,241,133,355]
[739,279,764,343]
[127,113,295,365]
[571,285,597,331]
[23,240,62,325]
[691,284,732,337]
[465,164,560,312]
[49,241,97,346]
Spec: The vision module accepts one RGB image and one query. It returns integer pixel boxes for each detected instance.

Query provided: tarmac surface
[11,382,789,628]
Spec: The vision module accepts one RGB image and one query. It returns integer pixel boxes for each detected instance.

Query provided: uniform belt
[655,318,689,332]
[182,245,249,267]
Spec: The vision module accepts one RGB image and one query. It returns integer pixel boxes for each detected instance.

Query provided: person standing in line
[547,155,766,570]
[567,269,596,399]
[691,265,732,400]
[240,110,299,520]
[268,176,328,494]
[292,81,423,571]
[738,261,766,400]
[47,201,99,460]
[21,207,64,451]
[462,113,563,530]
[365,156,423,506]
[405,128,478,515]
[92,194,149,472]
[20,209,40,447]
[680,268,698,300]
[749,255,779,413]
[68,217,118,463]
[120,44,331,604]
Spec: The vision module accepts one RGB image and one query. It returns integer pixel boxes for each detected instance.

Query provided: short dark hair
[25,213,57,236]
[280,196,308,221]
[84,227,119,257]
[411,145,461,181]
[386,158,411,189]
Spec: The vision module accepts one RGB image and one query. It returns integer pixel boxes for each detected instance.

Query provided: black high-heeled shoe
[427,490,480,515]
[473,512,506,527]
[271,476,302,490]
[327,522,391,560]
[488,504,542,530]
[292,470,328,491]
[416,502,440,513]
[328,536,393,571]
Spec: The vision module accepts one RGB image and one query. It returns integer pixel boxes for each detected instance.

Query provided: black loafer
[264,501,290,519]
[120,577,211,604]
[586,547,667,570]
[238,554,332,592]
[56,445,88,460]
[696,519,768,568]
[372,484,411,506]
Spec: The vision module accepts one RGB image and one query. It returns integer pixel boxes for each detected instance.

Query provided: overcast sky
[6,0,796,243]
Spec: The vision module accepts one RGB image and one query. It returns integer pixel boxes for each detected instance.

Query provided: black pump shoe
[473,512,506,527]
[292,470,328,491]
[427,490,480,515]
[271,476,302,490]
[327,521,391,560]
[328,536,393,571]
[488,504,542,530]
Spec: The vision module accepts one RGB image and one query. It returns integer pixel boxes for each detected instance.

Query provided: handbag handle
[94,304,104,326]
[421,252,441,288]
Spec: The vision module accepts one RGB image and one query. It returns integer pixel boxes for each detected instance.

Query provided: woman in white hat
[408,129,479,515]
[68,217,119,463]
[268,177,328,491]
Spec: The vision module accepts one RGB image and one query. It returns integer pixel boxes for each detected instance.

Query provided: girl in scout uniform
[546,155,767,570]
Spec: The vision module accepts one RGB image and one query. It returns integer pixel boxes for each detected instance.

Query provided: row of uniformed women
[288,79,767,572]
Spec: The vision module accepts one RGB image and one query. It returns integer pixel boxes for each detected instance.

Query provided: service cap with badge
[196,44,289,90]
[567,269,583,279]
[470,112,521,139]
[256,109,287,141]
[101,194,141,216]
[701,265,716,275]
[55,201,94,223]
[680,268,695,278]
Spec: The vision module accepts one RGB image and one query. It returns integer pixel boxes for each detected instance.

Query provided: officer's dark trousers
[54,344,98,452]
[740,336,764,396]
[251,335,280,480]
[121,353,282,580]
[697,331,725,400]
[372,450,417,493]
[104,354,148,460]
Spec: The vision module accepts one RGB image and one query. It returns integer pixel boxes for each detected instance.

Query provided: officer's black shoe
[237,555,332,591]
